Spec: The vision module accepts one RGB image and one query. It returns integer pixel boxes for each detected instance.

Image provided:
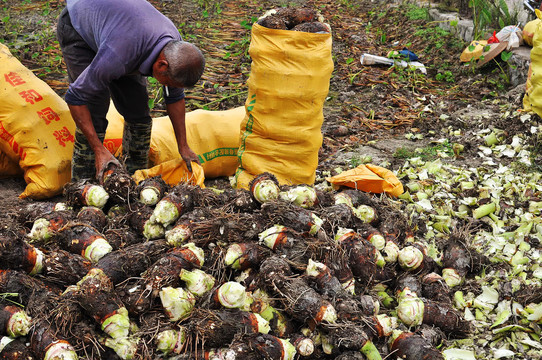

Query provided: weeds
[222,17,255,60]
[348,154,372,168]
[405,5,429,21]
[470,0,518,40]
[436,70,455,83]
[394,140,454,161]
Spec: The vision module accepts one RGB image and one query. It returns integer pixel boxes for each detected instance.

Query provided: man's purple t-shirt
[65,0,184,105]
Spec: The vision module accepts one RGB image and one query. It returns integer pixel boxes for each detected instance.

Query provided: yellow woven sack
[0,43,76,199]
[0,150,23,179]
[133,159,205,188]
[149,106,245,178]
[235,23,334,189]
[326,164,404,198]
[523,18,542,46]
[524,64,533,112]
[525,9,542,115]
[103,104,124,157]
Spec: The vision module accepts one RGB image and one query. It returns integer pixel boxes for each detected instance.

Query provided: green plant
[394,140,454,161]
[349,156,362,168]
[376,28,387,44]
[405,5,429,21]
[338,0,360,10]
[470,0,517,40]
[436,70,455,83]
[147,77,163,110]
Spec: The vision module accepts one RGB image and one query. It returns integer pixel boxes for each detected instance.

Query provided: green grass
[405,5,429,21]
[394,140,454,161]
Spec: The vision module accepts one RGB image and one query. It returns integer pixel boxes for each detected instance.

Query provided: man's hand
[179,146,200,173]
[68,103,122,183]
[95,147,122,184]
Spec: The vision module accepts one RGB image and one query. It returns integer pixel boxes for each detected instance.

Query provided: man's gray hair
[163,40,205,87]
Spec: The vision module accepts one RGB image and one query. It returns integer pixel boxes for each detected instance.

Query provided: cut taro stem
[353,204,378,224]
[84,237,113,263]
[291,335,314,357]
[366,229,386,251]
[140,187,161,206]
[179,268,215,297]
[250,173,280,204]
[2,305,32,337]
[156,327,187,355]
[137,176,168,206]
[309,213,324,235]
[258,225,288,250]
[151,200,180,227]
[442,268,463,287]
[159,287,196,322]
[279,185,318,208]
[397,296,424,327]
[224,243,267,270]
[143,221,165,241]
[43,340,79,360]
[28,218,54,242]
[213,282,247,309]
[398,245,424,271]
[165,223,192,247]
[104,336,139,360]
[374,314,398,337]
[101,307,131,339]
[382,240,400,263]
[27,211,73,243]
[83,184,109,208]
[150,185,194,226]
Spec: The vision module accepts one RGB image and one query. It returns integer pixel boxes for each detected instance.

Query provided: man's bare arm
[166,98,199,172]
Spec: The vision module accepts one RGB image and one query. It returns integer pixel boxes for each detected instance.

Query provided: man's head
[152,40,205,88]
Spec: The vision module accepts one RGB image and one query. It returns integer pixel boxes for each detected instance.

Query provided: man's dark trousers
[57,8,152,180]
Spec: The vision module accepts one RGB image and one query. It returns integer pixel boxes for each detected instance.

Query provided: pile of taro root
[256,7,331,33]
[0,168,482,360]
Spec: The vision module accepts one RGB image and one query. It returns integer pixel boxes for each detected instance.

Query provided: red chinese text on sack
[37,107,61,125]
[4,72,26,86]
[19,89,43,104]
[0,121,26,160]
[53,126,75,147]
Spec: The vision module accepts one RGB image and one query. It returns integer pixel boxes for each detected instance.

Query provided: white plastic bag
[496,25,523,50]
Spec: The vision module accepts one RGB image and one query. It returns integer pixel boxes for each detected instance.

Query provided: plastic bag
[326,164,404,198]
[133,159,205,188]
[496,25,523,50]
